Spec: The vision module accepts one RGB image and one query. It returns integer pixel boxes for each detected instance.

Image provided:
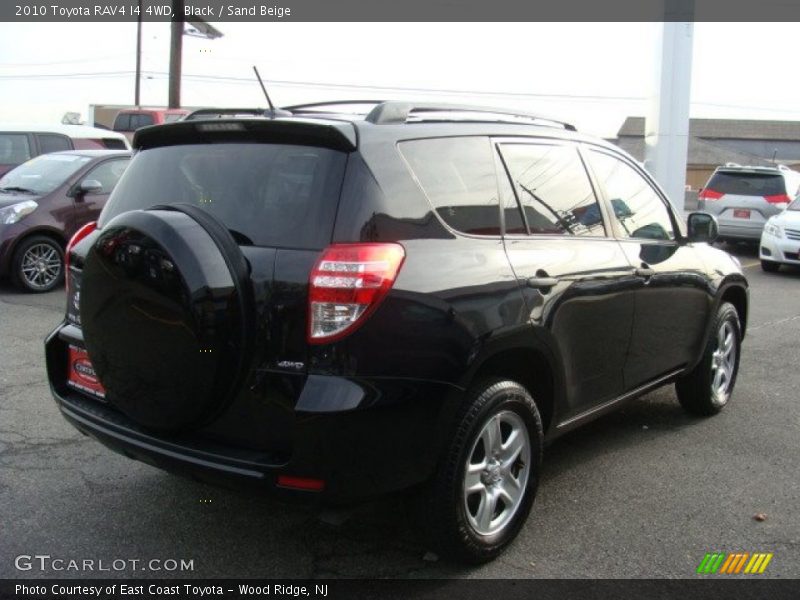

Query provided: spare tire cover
[80,206,252,431]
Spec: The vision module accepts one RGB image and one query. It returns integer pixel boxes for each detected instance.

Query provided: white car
[759,197,800,272]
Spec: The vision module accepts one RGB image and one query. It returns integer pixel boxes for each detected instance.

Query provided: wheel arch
[462,332,565,436]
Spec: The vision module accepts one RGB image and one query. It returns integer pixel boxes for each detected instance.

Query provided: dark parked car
[0,124,129,177]
[45,102,748,563]
[0,150,131,292]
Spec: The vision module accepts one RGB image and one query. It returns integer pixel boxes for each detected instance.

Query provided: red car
[0,149,131,292]
[112,108,189,142]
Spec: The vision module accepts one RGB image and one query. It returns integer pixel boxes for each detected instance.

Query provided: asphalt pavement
[1,243,798,579]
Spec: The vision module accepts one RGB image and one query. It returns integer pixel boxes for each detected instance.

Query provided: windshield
[788,197,800,211]
[0,154,91,194]
[100,143,347,249]
[705,171,786,196]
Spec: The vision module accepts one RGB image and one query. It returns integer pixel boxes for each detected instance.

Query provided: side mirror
[686,211,719,244]
[75,179,103,198]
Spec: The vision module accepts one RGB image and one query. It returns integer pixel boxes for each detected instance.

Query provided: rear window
[101,138,128,150]
[706,171,786,197]
[99,143,347,249]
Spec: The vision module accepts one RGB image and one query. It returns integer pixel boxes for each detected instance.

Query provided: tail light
[308,243,405,344]
[699,188,723,200]
[764,193,791,205]
[65,221,96,293]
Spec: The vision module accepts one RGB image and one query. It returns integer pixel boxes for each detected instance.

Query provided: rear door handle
[526,276,559,289]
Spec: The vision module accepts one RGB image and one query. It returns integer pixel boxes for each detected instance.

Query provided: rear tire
[676,303,741,416]
[761,260,780,273]
[11,235,64,293]
[424,379,543,563]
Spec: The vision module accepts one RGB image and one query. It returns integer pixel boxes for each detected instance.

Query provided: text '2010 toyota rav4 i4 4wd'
[45,101,748,563]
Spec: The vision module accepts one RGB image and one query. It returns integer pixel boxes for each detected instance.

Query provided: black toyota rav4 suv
[46,101,748,563]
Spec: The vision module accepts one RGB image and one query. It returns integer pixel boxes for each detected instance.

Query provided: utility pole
[134,0,142,107]
[168,0,184,108]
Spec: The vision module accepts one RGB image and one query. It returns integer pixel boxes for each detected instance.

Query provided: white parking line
[741,260,761,269]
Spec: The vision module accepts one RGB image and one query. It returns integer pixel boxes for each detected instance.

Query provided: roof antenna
[253,65,289,118]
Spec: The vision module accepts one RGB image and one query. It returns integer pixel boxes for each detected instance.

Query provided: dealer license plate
[66,345,106,399]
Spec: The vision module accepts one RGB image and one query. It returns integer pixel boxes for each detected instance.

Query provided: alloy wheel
[463,410,531,536]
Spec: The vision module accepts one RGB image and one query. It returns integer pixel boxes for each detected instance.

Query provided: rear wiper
[0,186,37,194]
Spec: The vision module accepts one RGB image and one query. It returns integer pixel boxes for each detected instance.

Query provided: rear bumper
[46,322,459,502]
[760,233,800,265]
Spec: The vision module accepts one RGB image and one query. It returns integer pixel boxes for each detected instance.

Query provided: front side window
[399,137,500,236]
[589,150,675,241]
[82,159,130,194]
[499,142,605,236]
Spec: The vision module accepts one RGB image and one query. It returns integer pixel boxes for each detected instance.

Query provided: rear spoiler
[133,118,357,152]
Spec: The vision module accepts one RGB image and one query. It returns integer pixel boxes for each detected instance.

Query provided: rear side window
[100,143,347,250]
[498,143,605,236]
[706,171,786,197]
[37,134,72,154]
[0,133,32,164]
[399,137,500,235]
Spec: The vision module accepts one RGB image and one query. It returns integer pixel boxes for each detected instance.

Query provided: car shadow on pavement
[83,388,708,578]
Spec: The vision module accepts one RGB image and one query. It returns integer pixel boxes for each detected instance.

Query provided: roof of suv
[133,100,625,156]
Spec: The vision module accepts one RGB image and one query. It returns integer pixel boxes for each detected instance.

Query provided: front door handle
[526,275,559,289]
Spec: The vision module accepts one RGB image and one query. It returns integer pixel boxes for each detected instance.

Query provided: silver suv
[699,163,800,242]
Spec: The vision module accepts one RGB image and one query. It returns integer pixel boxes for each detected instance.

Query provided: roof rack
[364,102,577,131]
[283,100,387,114]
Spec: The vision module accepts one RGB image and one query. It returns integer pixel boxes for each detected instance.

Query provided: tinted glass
[0,153,91,194]
[590,151,675,241]
[706,171,786,196]
[500,143,604,236]
[100,143,347,250]
[113,114,130,131]
[0,134,32,164]
[37,134,72,154]
[101,138,127,150]
[130,114,155,129]
[82,159,130,194]
[400,137,500,235]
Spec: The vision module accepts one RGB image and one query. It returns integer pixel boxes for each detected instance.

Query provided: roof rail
[364,102,577,131]
[284,100,386,114]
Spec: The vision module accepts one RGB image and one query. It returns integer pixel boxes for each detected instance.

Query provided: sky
[1,22,800,137]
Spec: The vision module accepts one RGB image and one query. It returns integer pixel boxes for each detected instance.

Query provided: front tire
[676,302,741,416]
[425,379,543,563]
[760,259,780,273]
[11,235,64,293]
